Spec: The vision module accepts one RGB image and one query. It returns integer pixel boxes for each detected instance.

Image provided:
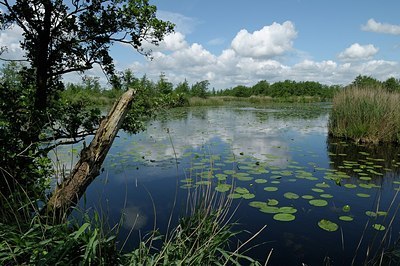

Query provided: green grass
[329,86,400,143]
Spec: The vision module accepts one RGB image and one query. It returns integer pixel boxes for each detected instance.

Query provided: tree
[351,75,382,89]
[383,77,400,93]
[191,80,209,98]
[156,72,173,94]
[175,79,190,94]
[0,0,173,220]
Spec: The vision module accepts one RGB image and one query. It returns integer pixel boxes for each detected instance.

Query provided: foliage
[329,86,400,143]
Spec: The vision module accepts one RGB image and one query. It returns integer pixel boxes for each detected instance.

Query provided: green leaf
[318,219,338,232]
[273,213,296,222]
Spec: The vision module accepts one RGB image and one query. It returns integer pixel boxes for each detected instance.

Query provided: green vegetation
[329,76,400,143]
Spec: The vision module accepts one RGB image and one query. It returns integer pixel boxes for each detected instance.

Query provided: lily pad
[311,188,324,193]
[301,195,314,200]
[215,184,231,193]
[260,206,280,214]
[273,213,295,222]
[315,182,330,188]
[344,184,357,189]
[372,224,386,231]
[228,193,242,199]
[339,216,354,222]
[283,192,300,200]
[309,199,328,207]
[320,194,333,199]
[235,187,250,194]
[318,219,339,232]
[267,199,279,206]
[255,179,268,184]
[365,211,377,218]
[342,205,351,212]
[264,186,278,192]
[356,193,371,198]
[242,193,256,199]
[279,206,297,214]
[249,201,267,208]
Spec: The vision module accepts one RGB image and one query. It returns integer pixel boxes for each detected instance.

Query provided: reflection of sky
[114,106,328,168]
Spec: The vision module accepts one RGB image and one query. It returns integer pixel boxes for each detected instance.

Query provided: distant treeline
[63,70,400,106]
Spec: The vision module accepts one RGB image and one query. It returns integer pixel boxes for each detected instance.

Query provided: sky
[1,0,400,89]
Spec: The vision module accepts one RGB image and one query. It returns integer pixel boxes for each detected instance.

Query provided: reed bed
[329,87,400,143]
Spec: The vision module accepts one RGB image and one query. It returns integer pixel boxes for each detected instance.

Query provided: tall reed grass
[329,86,400,143]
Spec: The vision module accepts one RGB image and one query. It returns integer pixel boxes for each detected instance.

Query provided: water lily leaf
[196,181,211,186]
[279,206,297,214]
[215,174,228,181]
[255,179,268,184]
[309,199,328,207]
[372,224,385,231]
[264,187,278,192]
[318,219,338,232]
[273,213,295,222]
[260,206,280,214]
[359,183,373,189]
[284,192,300,200]
[249,201,267,208]
[311,188,324,193]
[228,193,242,199]
[242,193,256,199]
[215,184,231,193]
[365,211,377,218]
[356,193,371,198]
[235,187,250,194]
[344,184,357,189]
[320,194,333,199]
[342,205,351,212]
[339,216,354,222]
[316,182,330,188]
[267,199,279,206]
[377,211,388,216]
[302,195,314,200]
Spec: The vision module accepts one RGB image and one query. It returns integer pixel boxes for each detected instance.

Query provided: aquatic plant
[329,86,400,143]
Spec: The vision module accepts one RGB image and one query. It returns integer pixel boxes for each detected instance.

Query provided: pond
[59,103,400,265]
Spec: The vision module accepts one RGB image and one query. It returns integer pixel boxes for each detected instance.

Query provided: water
[62,103,400,265]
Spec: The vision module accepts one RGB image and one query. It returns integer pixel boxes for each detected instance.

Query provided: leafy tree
[156,73,174,95]
[175,79,190,94]
[0,0,173,217]
[351,75,382,89]
[191,80,209,98]
[383,77,400,93]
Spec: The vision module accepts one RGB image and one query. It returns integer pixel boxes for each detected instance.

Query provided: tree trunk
[46,89,136,223]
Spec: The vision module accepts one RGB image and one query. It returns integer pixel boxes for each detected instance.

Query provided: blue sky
[1,0,400,89]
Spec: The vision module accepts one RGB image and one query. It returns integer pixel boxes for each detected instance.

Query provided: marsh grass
[329,86,400,143]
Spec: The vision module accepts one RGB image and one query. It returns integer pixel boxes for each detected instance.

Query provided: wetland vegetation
[1,0,400,264]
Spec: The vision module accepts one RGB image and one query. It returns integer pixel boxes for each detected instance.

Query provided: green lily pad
[318,219,339,232]
[235,187,250,194]
[356,193,371,198]
[260,206,280,214]
[215,174,228,181]
[344,184,357,189]
[309,199,328,207]
[372,224,386,231]
[342,205,351,212]
[255,179,268,184]
[359,183,373,189]
[311,188,324,193]
[279,206,297,214]
[242,193,256,199]
[339,216,354,221]
[249,201,267,208]
[315,182,330,188]
[377,211,388,216]
[215,184,231,193]
[196,181,211,186]
[273,213,295,222]
[228,193,242,199]
[320,194,333,199]
[267,199,279,206]
[284,192,300,200]
[264,186,278,192]
[301,195,314,200]
[365,211,377,218]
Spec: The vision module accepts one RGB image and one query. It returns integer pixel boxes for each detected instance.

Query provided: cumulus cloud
[338,43,378,61]
[362,18,400,35]
[231,21,297,58]
[157,11,200,35]
[142,32,188,53]
[0,25,26,60]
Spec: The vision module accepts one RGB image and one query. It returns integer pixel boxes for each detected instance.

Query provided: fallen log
[46,89,135,223]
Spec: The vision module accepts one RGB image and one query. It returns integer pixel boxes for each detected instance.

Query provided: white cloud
[157,11,200,35]
[362,18,400,35]
[338,43,378,61]
[142,32,188,53]
[207,38,225,46]
[0,25,26,60]
[231,21,297,58]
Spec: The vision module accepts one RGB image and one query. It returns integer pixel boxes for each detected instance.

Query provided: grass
[189,95,325,106]
[329,86,400,143]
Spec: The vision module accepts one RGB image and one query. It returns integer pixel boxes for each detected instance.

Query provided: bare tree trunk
[46,89,135,223]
